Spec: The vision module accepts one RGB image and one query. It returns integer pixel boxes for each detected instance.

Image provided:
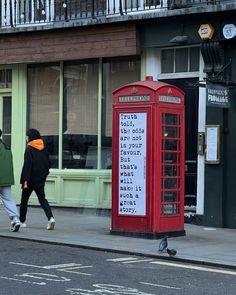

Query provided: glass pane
[162,165,179,176]
[0,69,12,89]
[190,47,200,72]
[162,139,179,150]
[163,178,178,189]
[162,113,179,125]
[163,152,178,164]
[28,64,60,168]
[162,126,179,138]
[162,204,178,215]
[175,48,188,72]
[162,191,178,202]
[2,96,12,148]
[63,62,99,169]
[101,59,140,169]
[161,49,174,74]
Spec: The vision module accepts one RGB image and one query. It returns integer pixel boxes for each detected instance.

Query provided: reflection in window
[0,69,12,88]
[162,139,179,150]
[162,191,178,202]
[162,113,180,125]
[63,62,99,169]
[2,96,12,148]
[162,165,179,176]
[102,59,140,169]
[28,65,60,168]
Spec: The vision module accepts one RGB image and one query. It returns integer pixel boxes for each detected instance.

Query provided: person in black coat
[19,128,55,230]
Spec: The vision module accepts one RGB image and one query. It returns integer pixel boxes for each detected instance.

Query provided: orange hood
[27,139,44,150]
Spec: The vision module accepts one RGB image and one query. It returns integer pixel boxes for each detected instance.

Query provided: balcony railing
[0,0,232,28]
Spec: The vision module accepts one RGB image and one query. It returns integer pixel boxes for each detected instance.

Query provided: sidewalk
[0,206,236,269]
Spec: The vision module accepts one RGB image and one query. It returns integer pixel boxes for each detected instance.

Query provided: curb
[1,234,236,271]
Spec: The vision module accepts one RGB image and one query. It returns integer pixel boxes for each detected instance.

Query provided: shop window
[0,69,12,88]
[27,64,60,168]
[161,47,199,74]
[2,96,12,147]
[63,62,99,169]
[102,59,140,169]
[27,58,140,170]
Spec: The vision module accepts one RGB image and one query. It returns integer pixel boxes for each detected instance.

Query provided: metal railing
[0,0,232,28]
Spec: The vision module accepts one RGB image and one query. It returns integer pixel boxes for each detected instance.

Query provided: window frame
[158,46,200,80]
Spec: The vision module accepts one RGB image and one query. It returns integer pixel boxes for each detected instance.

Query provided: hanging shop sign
[198,24,214,40]
[222,24,236,39]
[206,83,230,108]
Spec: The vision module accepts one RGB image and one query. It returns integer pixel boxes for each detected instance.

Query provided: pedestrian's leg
[0,186,21,232]
[20,187,32,223]
[35,185,55,229]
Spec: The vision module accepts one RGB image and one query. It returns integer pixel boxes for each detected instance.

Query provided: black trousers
[20,185,53,223]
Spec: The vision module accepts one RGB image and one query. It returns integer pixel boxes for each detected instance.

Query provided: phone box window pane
[175,48,188,72]
[161,50,174,73]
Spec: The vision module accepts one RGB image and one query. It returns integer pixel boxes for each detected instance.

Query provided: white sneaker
[20,222,27,228]
[47,217,55,230]
[11,221,20,232]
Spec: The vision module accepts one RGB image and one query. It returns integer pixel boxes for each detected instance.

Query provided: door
[0,94,12,148]
[160,78,199,210]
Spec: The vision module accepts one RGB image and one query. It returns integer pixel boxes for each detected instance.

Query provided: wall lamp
[169,35,189,44]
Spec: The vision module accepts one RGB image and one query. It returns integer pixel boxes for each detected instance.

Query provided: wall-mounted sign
[119,112,147,216]
[223,24,236,39]
[198,24,214,40]
[205,125,220,164]
[206,83,230,108]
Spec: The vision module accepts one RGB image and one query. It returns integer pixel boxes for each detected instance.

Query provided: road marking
[66,284,155,295]
[9,261,93,276]
[15,273,71,282]
[122,259,154,264]
[9,262,43,268]
[9,262,82,269]
[43,263,81,269]
[107,257,140,262]
[107,257,154,264]
[150,261,236,276]
[0,275,46,286]
[140,281,182,290]
[58,266,93,276]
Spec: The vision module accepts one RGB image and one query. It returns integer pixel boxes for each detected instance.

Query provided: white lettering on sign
[159,95,181,104]
[118,95,150,102]
[119,113,147,216]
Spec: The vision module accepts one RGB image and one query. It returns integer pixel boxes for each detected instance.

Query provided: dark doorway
[160,78,199,212]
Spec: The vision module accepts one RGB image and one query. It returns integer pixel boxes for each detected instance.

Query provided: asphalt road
[0,237,236,295]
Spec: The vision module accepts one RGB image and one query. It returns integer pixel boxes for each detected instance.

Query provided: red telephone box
[111,76,185,238]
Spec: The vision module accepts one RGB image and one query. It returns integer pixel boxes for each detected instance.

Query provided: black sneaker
[11,222,20,232]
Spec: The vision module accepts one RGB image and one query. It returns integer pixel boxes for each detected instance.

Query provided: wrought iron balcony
[0,0,233,28]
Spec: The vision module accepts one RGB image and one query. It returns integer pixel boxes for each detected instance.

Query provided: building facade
[0,0,236,228]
